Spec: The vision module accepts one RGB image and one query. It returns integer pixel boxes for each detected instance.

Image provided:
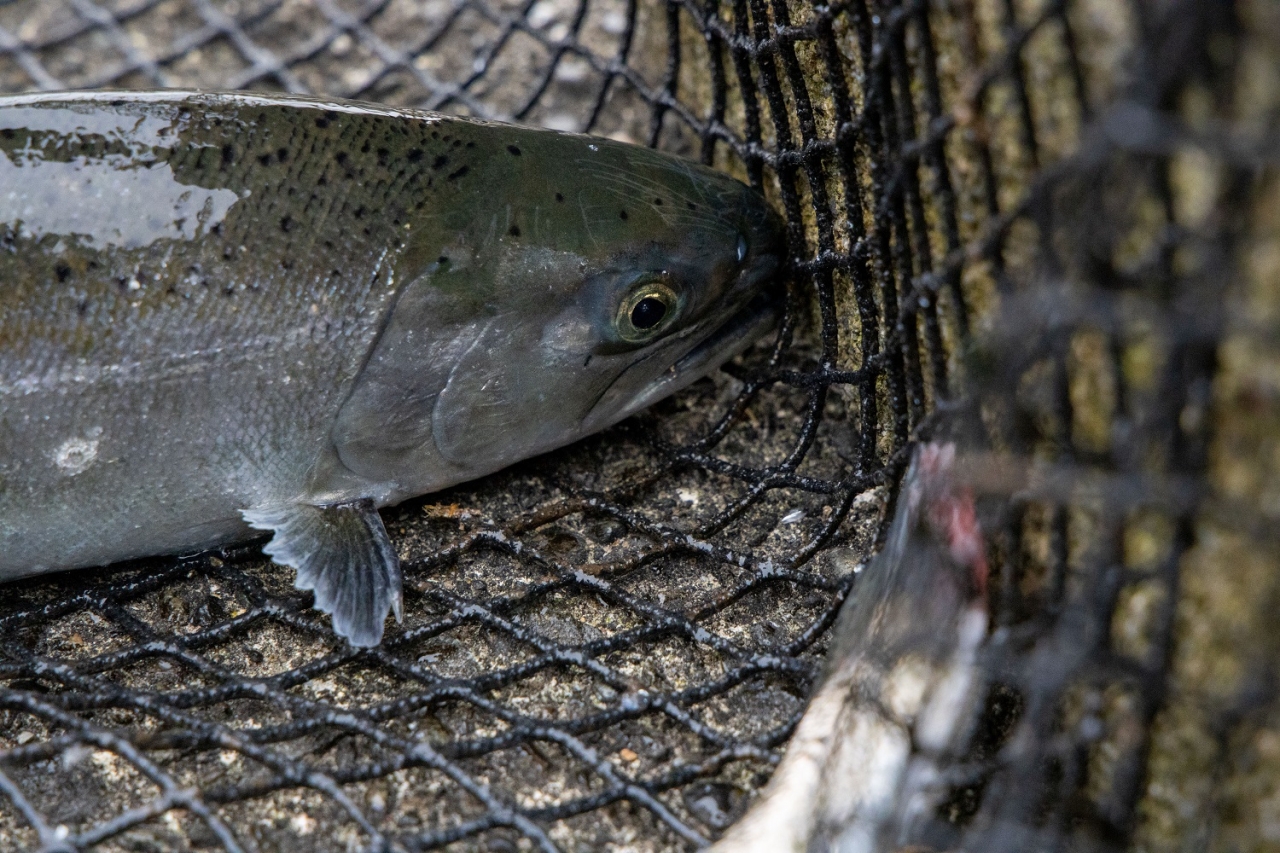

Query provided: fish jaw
[583,284,783,432]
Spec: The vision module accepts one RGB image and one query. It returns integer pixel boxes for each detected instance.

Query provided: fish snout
[736,190,786,293]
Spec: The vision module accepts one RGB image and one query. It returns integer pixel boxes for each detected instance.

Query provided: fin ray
[242,500,402,647]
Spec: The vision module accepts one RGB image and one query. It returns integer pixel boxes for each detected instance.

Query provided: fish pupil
[631,297,667,330]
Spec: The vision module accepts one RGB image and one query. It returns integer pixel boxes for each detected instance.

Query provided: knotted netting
[0,0,1277,850]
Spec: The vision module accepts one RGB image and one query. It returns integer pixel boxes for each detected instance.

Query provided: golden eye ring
[616,278,680,343]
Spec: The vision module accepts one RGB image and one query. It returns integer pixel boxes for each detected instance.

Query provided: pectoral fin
[242,500,403,647]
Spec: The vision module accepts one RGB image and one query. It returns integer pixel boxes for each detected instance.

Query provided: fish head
[330,129,785,498]
[431,138,784,473]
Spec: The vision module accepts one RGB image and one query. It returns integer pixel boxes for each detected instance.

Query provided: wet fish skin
[0,90,784,645]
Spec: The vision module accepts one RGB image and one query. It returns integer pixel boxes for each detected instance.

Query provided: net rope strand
[0,0,1270,850]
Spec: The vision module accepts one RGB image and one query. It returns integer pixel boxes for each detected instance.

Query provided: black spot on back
[407,148,424,163]
[619,210,628,220]
[258,153,272,167]
[221,144,235,166]
[277,147,288,163]
[447,165,470,181]
[377,147,390,167]
[508,225,521,237]
[687,202,698,210]
[555,192,565,202]
[280,215,293,233]
[432,154,449,170]
[654,197,663,205]
[507,145,522,156]
[54,262,71,282]
[314,115,331,129]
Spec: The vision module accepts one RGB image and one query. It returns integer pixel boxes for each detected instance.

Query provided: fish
[0,90,784,646]
[710,443,990,853]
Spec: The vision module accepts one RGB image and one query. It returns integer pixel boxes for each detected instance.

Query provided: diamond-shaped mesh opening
[1,0,1278,850]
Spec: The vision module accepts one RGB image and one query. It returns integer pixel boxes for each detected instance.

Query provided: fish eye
[631,297,667,329]
[615,275,680,343]
[736,233,748,264]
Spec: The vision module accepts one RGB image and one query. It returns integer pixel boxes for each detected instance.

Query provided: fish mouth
[675,288,781,377]
[619,286,783,416]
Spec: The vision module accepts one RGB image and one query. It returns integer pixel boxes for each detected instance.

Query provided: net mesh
[0,0,1277,851]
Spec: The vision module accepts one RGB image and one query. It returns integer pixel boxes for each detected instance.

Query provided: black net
[870,4,1280,849]
[0,0,1277,851]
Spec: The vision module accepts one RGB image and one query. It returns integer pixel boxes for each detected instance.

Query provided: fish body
[0,90,783,644]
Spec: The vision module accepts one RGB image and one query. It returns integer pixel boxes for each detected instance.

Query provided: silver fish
[0,90,784,646]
